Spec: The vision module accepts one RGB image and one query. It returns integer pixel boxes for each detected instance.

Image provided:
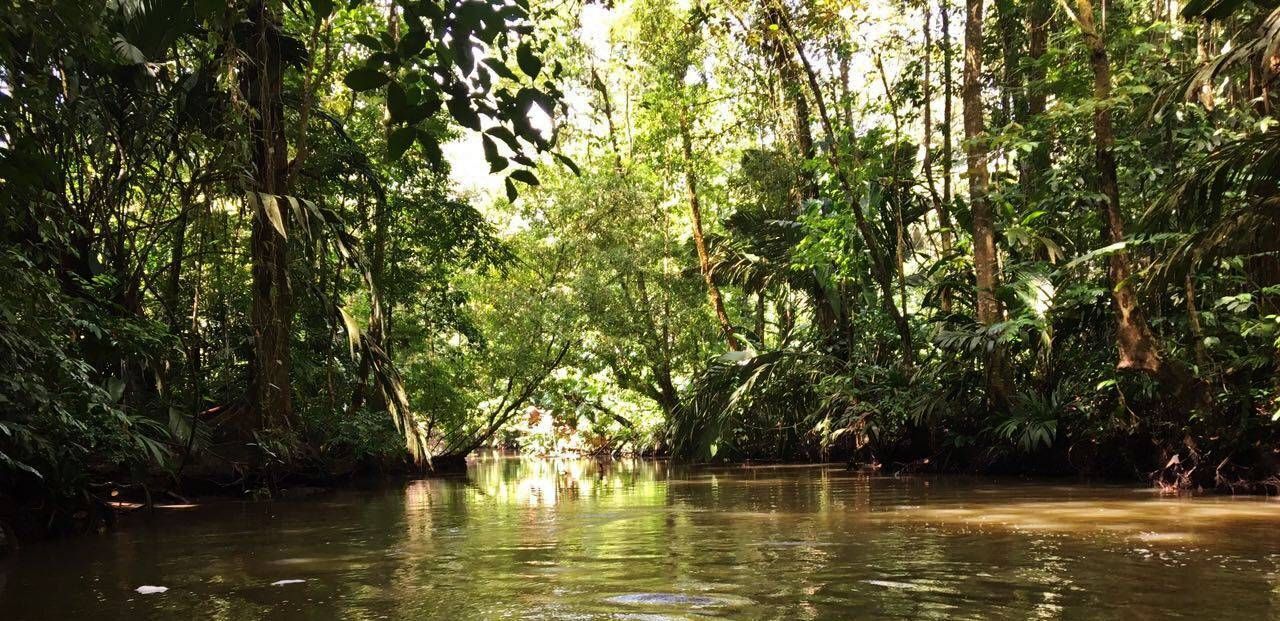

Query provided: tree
[245,0,296,431]
[963,0,1011,405]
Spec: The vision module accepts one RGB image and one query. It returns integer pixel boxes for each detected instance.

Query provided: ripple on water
[605,593,755,608]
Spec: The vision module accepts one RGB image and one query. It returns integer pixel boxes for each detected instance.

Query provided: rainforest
[2,0,1280,616]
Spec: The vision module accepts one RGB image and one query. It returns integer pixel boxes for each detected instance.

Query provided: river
[2,455,1279,619]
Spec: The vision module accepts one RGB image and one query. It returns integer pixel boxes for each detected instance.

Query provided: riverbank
[7,442,1280,548]
[4,458,1280,620]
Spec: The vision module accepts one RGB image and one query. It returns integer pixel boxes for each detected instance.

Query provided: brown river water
[2,455,1280,619]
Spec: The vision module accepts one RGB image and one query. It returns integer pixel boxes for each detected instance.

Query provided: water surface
[3,456,1280,619]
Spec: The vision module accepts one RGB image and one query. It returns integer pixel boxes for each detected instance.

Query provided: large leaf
[387,82,409,121]
[248,192,288,239]
[310,0,334,19]
[509,168,539,186]
[344,67,389,91]
[388,125,416,160]
[397,27,428,58]
[338,306,361,359]
[516,41,541,79]
[416,129,444,167]
[446,85,481,129]
[1181,0,1251,19]
[482,135,507,172]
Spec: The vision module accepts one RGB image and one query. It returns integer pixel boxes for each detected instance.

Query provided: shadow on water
[2,454,1279,619]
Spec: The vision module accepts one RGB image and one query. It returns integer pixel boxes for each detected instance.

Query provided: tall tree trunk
[925,1,957,315]
[1194,19,1215,109]
[1071,0,1209,412]
[777,13,915,365]
[591,68,626,172]
[247,0,294,430]
[940,0,956,313]
[922,4,941,213]
[764,13,842,351]
[680,111,740,351]
[995,0,1021,128]
[754,290,767,345]
[368,1,397,385]
[634,272,681,414]
[788,68,817,201]
[963,0,1011,405]
[760,9,817,195]
[875,54,910,316]
[1072,0,1163,374]
[1185,269,1209,368]
[1023,0,1052,195]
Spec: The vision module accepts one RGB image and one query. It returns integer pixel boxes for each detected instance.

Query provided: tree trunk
[777,14,915,365]
[940,0,956,312]
[922,4,941,214]
[247,0,294,430]
[1185,270,1209,368]
[633,271,681,415]
[363,1,398,414]
[764,16,843,352]
[772,31,817,197]
[994,0,1021,128]
[1194,19,1215,109]
[1022,0,1052,195]
[680,111,740,351]
[963,0,1011,405]
[755,290,767,345]
[1072,0,1163,374]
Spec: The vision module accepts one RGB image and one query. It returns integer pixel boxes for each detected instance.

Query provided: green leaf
[112,36,146,65]
[106,377,126,402]
[552,152,579,175]
[482,135,507,173]
[456,0,492,29]
[486,125,519,149]
[446,86,481,130]
[450,33,476,75]
[483,58,517,80]
[309,0,334,19]
[404,96,441,124]
[338,306,361,359]
[354,34,381,50]
[387,82,409,121]
[388,126,416,160]
[261,194,288,239]
[398,27,428,58]
[417,129,443,167]
[344,67,389,92]
[517,42,541,79]
[504,178,518,202]
[509,169,539,186]
[248,192,288,239]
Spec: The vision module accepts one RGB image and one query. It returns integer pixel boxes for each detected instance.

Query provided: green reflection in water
[2,456,1280,620]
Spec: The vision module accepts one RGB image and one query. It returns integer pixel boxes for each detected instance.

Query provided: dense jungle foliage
[4,0,1280,532]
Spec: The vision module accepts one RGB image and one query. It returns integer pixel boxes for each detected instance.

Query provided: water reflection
[459,453,670,507]
[2,457,1279,619]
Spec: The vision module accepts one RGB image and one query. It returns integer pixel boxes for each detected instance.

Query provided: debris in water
[134,586,168,595]
[271,579,307,586]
